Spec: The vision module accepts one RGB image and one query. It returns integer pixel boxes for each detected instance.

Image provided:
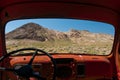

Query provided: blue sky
[5,18,115,35]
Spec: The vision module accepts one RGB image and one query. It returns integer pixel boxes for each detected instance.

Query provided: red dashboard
[8,54,112,80]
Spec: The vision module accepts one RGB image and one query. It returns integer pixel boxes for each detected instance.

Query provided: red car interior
[0,0,120,80]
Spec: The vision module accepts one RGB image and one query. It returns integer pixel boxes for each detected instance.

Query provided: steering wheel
[0,48,56,80]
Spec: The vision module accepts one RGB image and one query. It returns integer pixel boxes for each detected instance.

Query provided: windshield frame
[5,18,115,56]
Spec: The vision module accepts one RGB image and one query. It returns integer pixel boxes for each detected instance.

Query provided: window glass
[5,19,114,55]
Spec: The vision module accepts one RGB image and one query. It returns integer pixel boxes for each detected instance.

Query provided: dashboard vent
[77,64,85,77]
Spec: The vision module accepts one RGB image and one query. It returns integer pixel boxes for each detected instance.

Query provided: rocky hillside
[6,22,113,43]
[6,23,69,41]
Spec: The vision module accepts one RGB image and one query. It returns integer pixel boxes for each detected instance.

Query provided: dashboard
[9,54,112,80]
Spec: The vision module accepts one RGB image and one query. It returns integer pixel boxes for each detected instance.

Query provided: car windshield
[5,18,114,55]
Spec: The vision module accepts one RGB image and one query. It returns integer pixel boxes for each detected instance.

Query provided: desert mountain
[6,23,69,41]
[6,22,113,42]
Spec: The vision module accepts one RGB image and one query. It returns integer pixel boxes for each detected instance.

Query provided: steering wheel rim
[0,48,56,80]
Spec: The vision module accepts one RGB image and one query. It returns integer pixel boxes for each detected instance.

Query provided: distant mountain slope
[6,22,113,43]
[6,23,69,41]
